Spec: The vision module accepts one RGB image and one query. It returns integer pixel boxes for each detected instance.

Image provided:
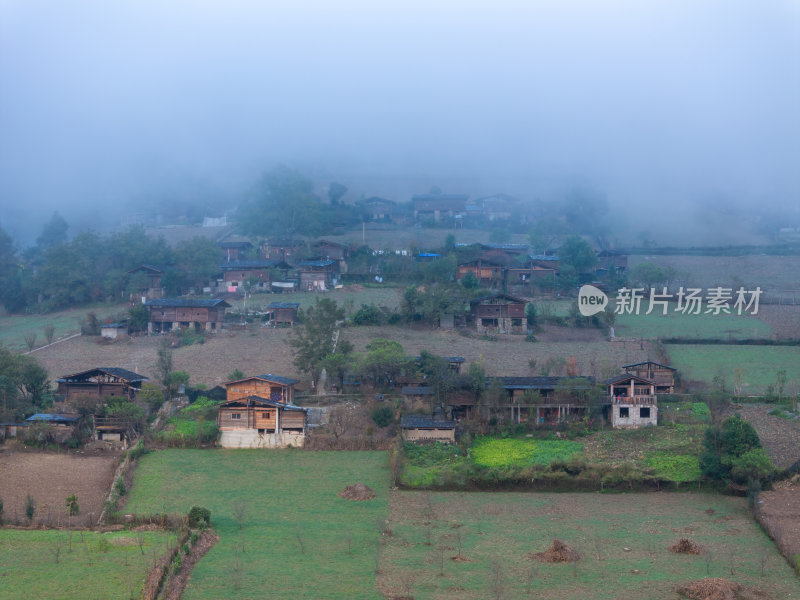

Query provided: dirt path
[725,404,800,470]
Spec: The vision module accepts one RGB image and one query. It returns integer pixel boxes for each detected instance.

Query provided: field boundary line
[24,332,82,354]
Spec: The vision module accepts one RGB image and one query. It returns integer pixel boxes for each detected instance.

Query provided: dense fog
[1,0,798,243]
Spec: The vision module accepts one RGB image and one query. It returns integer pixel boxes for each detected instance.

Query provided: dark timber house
[621,361,676,394]
[266,302,300,326]
[56,367,149,401]
[468,293,527,334]
[145,298,230,334]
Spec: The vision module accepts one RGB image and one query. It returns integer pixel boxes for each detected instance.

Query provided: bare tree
[48,536,65,563]
[454,529,463,560]
[43,324,55,345]
[295,527,305,554]
[231,501,247,531]
[489,559,505,599]
[525,564,537,596]
[327,404,357,439]
[24,332,37,351]
[435,544,446,577]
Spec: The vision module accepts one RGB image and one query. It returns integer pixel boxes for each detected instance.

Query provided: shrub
[114,478,127,496]
[129,439,149,461]
[66,494,80,516]
[370,405,394,428]
[730,448,775,485]
[701,415,769,484]
[188,506,211,528]
[25,495,35,523]
[352,304,385,326]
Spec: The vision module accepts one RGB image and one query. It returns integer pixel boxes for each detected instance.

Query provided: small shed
[100,322,127,339]
[266,302,300,326]
[400,414,456,443]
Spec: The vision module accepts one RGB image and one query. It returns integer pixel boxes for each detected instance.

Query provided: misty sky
[1,0,798,242]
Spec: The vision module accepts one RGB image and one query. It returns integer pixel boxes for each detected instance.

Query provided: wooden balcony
[608,395,657,406]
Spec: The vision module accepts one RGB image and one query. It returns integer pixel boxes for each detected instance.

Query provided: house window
[619,407,629,418]
[481,318,498,327]
[639,407,651,419]
[262,412,271,419]
[231,413,241,420]
[511,318,522,326]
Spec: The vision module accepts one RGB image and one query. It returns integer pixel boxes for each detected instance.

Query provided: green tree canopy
[240,165,323,237]
[359,338,410,387]
[558,235,597,274]
[36,211,69,249]
[290,297,346,382]
[700,415,773,484]
[0,347,51,419]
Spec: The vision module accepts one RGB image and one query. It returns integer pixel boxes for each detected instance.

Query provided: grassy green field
[124,450,389,599]
[614,310,772,340]
[402,422,707,489]
[0,302,127,352]
[666,345,800,393]
[378,491,800,600]
[470,437,583,467]
[0,529,175,600]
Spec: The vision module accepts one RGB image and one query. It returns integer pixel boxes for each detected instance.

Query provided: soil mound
[339,483,376,501]
[531,539,581,563]
[670,538,703,555]
[678,578,746,600]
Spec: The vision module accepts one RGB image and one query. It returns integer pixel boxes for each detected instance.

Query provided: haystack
[339,483,376,501]
[670,538,703,555]
[531,539,581,563]
[678,578,741,600]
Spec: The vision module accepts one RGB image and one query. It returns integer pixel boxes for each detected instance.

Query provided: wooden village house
[596,249,628,274]
[412,194,468,222]
[457,257,507,289]
[622,361,676,394]
[56,367,149,401]
[468,293,527,334]
[262,239,304,261]
[145,298,230,334]
[312,240,351,262]
[363,197,396,222]
[266,302,300,326]
[217,259,291,293]
[296,259,339,291]
[127,264,168,301]
[218,240,253,262]
[217,374,308,448]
